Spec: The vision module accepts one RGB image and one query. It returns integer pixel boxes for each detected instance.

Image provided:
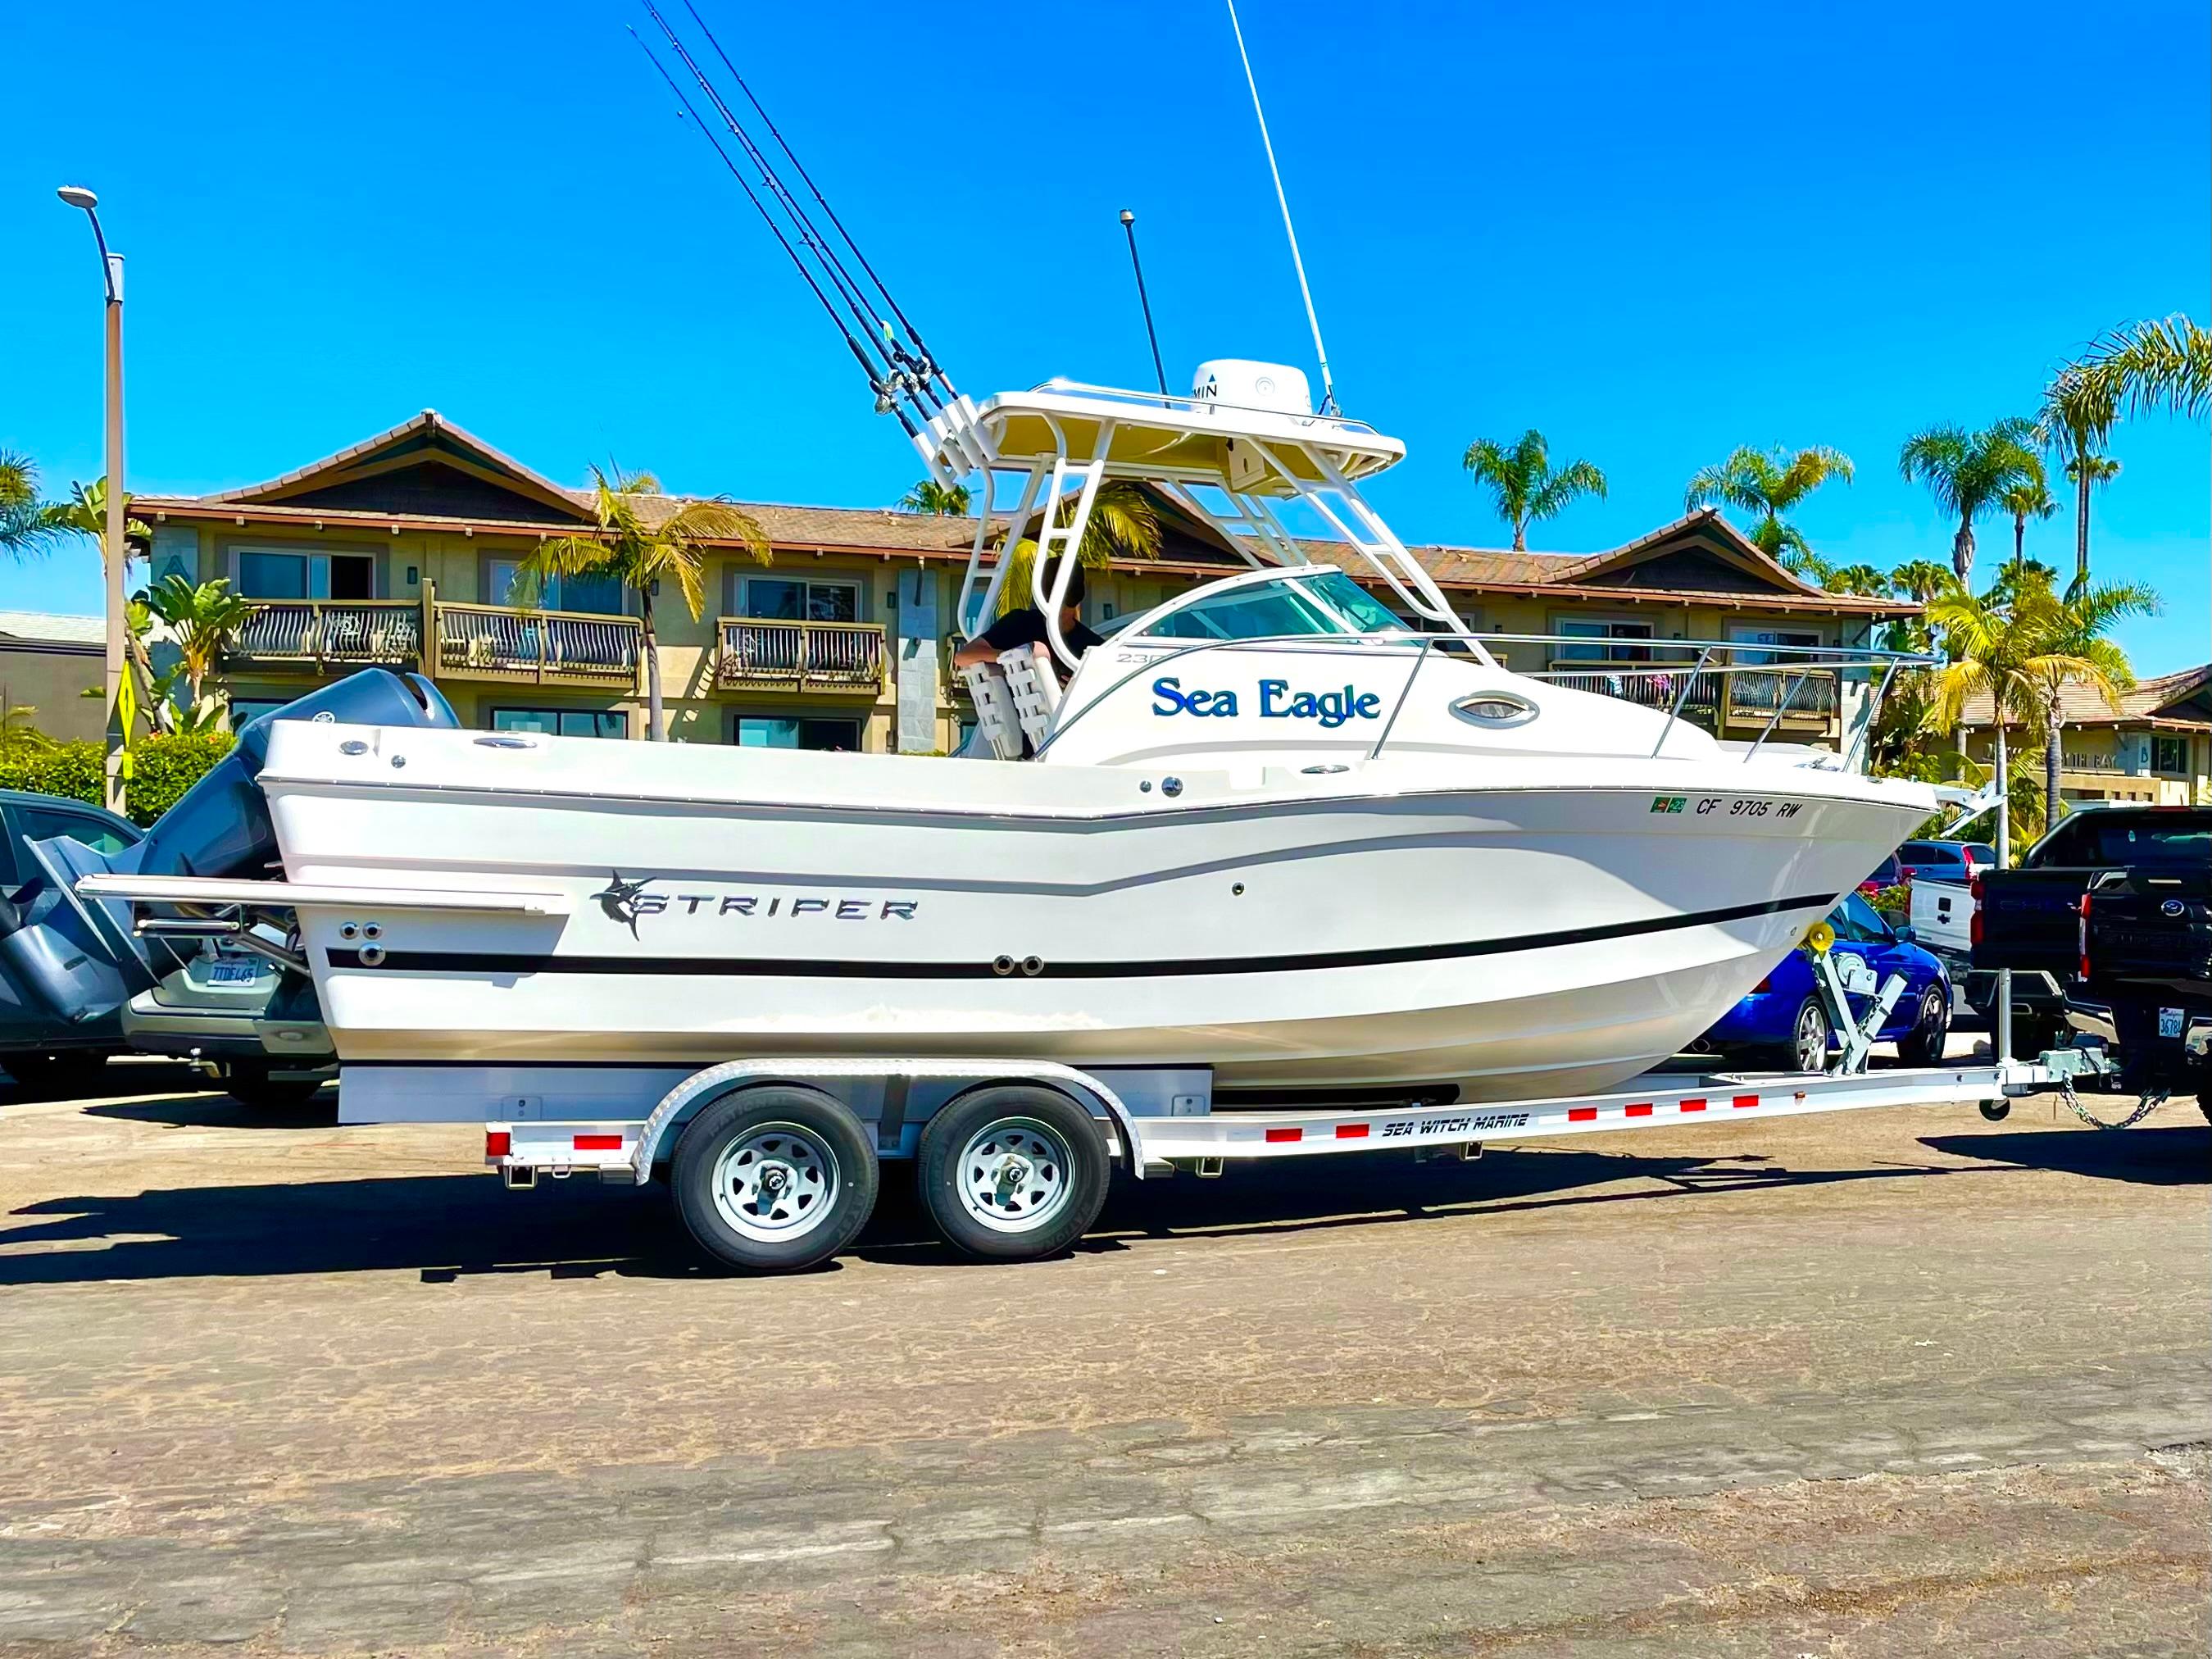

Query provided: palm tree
[2052,313,2212,421]
[2060,454,2122,583]
[1922,575,2157,849]
[139,574,255,723]
[1823,562,1891,597]
[522,464,771,741]
[2040,315,2208,583]
[0,451,58,559]
[992,480,1162,618]
[38,475,151,561]
[1683,446,1853,577]
[1995,470,2058,579]
[2019,570,2160,820]
[898,479,971,516]
[1896,419,2040,584]
[1463,430,1608,552]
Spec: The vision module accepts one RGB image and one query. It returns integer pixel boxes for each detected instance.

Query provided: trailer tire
[917,1085,1109,1262]
[670,1087,878,1274]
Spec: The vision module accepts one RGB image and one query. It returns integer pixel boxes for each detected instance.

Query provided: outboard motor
[0,670,459,1027]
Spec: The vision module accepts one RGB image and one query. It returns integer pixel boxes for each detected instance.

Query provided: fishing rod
[639,6,903,393]
[678,0,956,407]
[625,28,918,436]
[629,4,948,433]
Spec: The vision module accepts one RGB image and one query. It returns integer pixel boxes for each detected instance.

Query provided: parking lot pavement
[0,1071,2204,1657]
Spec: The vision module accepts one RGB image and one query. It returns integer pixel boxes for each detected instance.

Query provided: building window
[484,558,625,616]
[1728,625,1823,663]
[1556,619,1654,663]
[234,548,374,600]
[735,715,860,752]
[2153,734,2188,774]
[741,577,860,624]
[491,707,627,739]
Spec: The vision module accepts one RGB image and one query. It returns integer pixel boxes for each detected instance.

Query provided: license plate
[2160,1007,2184,1039]
[206,961,262,984]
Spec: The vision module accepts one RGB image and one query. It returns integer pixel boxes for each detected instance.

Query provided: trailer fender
[629,1058,1147,1184]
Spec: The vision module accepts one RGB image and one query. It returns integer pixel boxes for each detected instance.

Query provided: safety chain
[2055,1074,2169,1132]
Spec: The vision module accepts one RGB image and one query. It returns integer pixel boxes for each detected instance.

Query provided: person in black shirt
[953,565,1103,673]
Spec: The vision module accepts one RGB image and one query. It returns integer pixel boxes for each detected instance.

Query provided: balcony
[221,600,423,675]
[1542,659,1839,725]
[715,618,887,694]
[433,602,642,689]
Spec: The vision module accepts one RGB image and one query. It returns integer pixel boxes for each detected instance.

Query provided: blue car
[1701,892,1953,1070]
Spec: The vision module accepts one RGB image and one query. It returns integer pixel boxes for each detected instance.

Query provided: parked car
[1857,854,1906,898]
[1974,804,2212,1075]
[1896,840,1996,881]
[0,789,142,1096]
[1700,893,1952,1070]
[0,788,329,1106]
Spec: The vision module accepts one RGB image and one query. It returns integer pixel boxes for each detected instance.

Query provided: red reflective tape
[1265,1126,1301,1143]
[1679,1098,1707,1112]
[1625,1102,1653,1117]
[1568,1107,1598,1122]
[484,1129,511,1157]
[573,1134,624,1151]
[1336,1123,1369,1139]
[1733,1094,1760,1110]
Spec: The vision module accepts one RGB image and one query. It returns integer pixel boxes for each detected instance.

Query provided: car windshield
[1137,570,1410,643]
[1833,893,1892,943]
[2069,818,2212,873]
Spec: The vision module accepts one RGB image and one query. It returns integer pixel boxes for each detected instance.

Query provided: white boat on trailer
[49,359,2020,1268]
[21,7,2067,1272]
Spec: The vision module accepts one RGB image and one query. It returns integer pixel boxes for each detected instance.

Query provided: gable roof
[1960,661,2212,730]
[209,410,590,523]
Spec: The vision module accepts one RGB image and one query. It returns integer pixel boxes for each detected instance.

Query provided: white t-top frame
[923,379,1488,670]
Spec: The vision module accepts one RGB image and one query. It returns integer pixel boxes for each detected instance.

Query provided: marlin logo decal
[593,871,655,939]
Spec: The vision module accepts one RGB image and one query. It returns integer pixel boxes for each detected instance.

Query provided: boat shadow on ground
[0,1130,1987,1286]
[78,1090,339,1130]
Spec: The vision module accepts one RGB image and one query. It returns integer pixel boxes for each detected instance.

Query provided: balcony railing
[223,600,423,672]
[715,618,886,693]
[1543,658,1838,722]
[434,602,642,687]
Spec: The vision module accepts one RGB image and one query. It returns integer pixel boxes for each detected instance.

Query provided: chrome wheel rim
[956,1117,1075,1234]
[711,1121,840,1243]
[1794,1003,1829,1072]
[1920,989,1949,1043]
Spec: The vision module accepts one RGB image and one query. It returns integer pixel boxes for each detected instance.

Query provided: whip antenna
[1224,0,1336,413]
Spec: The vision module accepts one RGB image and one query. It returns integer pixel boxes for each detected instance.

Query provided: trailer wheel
[917,1086,1109,1262]
[670,1087,878,1273]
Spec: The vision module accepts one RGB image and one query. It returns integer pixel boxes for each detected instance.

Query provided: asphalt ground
[0,1056,2205,1657]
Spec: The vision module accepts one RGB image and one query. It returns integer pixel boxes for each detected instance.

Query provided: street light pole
[57,185,127,814]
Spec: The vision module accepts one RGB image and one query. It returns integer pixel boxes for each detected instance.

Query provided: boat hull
[263,730,1929,1099]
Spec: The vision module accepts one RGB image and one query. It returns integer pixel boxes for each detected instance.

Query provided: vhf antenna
[1118,209,1169,400]
[1224,0,1337,414]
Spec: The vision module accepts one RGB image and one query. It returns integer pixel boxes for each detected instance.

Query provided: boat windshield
[1136,570,1411,643]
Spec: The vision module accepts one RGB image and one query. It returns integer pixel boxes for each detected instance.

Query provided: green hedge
[126,733,236,825]
[0,732,236,825]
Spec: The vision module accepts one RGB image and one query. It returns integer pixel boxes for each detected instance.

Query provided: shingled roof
[127,414,1919,618]
[1960,662,2212,730]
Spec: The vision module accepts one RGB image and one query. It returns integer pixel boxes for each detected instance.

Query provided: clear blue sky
[5,0,2206,669]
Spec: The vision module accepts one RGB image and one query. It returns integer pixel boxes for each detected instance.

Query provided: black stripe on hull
[325,892,1836,980]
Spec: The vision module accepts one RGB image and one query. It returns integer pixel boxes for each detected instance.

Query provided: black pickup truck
[1972,805,2211,1098]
